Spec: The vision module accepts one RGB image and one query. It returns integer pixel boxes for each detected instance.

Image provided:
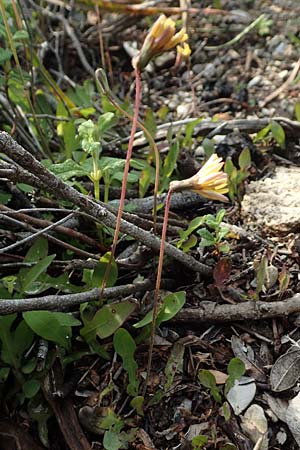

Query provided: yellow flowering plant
[132,14,188,70]
[170,153,229,202]
[99,14,190,293]
[98,15,192,394]
[145,154,229,393]
[176,42,192,66]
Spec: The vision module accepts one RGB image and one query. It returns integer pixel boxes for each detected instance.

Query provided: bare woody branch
[0,132,211,276]
[0,280,154,315]
[175,294,300,323]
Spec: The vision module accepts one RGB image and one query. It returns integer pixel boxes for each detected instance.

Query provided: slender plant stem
[94,180,100,202]
[95,68,160,231]
[92,151,100,201]
[95,4,106,70]
[98,68,142,300]
[104,182,109,204]
[143,188,173,395]
[0,0,51,158]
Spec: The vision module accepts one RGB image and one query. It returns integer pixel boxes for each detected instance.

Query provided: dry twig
[175,293,300,323]
[0,132,211,276]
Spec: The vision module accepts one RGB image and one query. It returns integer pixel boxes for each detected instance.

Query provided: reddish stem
[99,68,141,300]
[144,187,173,394]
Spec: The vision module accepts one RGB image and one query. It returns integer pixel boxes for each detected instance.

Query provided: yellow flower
[169,153,229,202]
[177,42,191,59]
[132,14,188,71]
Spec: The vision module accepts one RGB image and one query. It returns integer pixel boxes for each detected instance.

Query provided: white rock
[242,167,300,234]
[286,392,300,446]
[241,404,269,450]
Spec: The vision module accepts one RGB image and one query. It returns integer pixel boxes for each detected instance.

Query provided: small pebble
[202,62,216,79]
[247,75,263,88]
[273,42,288,60]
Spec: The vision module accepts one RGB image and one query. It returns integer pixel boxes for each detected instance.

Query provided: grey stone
[242,167,300,233]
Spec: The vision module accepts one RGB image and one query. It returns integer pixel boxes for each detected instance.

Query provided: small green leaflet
[133,291,186,328]
[81,301,137,342]
[23,311,81,349]
[114,328,139,396]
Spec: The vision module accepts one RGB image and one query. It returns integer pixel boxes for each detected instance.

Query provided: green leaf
[225,358,245,395]
[139,164,155,198]
[22,358,37,374]
[183,118,202,148]
[0,318,33,370]
[238,148,251,171]
[0,367,10,382]
[224,158,235,176]
[278,265,290,296]
[217,226,229,242]
[205,216,218,229]
[198,370,222,403]
[98,157,125,174]
[0,315,18,366]
[47,159,89,181]
[13,30,29,41]
[97,408,121,430]
[198,228,215,241]
[177,216,205,248]
[295,102,300,122]
[16,184,34,194]
[23,311,80,349]
[157,105,169,120]
[198,228,216,247]
[88,339,110,360]
[181,234,198,253]
[202,137,215,157]
[162,140,179,188]
[19,254,56,293]
[157,291,186,324]
[130,396,144,416]
[253,123,271,142]
[24,237,48,263]
[91,252,118,288]
[132,308,153,329]
[0,192,12,204]
[68,80,95,108]
[216,209,226,225]
[81,301,137,342]
[218,243,231,253]
[13,320,34,364]
[271,120,285,148]
[23,379,41,398]
[114,328,139,396]
[144,108,157,136]
[62,121,78,159]
[103,430,122,450]
[97,112,115,136]
[0,48,12,63]
[192,435,208,449]
[133,291,186,329]
[222,402,231,421]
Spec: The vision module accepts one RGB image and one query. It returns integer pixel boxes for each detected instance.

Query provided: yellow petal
[193,189,229,202]
[163,17,176,33]
[150,15,167,38]
[177,42,191,58]
[164,29,188,50]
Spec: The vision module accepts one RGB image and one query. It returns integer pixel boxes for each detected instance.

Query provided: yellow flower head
[177,42,191,59]
[132,14,188,71]
[169,153,229,202]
